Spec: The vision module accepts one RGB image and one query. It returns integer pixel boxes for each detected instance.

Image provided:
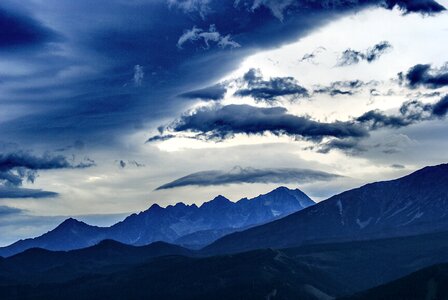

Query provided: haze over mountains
[0,187,314,257]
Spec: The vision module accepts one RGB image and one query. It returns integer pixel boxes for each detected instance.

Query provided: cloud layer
[151,104,367,142]
[0,0,442,148]
[156,166,342,190]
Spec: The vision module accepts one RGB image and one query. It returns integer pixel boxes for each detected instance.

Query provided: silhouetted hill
[0,248,339,300]
[0,240,193,285]
[2,231,448,298]
[205,164,448,254]
[340,263,448,300]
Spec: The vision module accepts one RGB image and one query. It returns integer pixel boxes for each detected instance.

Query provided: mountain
[3,230,448,299]
[0,240,193,285]
[340,263,448,300]
[0,186,314,257]
[205,164,448,254]
[0,248,339,300]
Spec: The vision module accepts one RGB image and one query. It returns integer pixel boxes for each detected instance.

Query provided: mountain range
[205,164,448,254]
[1,164,448,299]
[0,186,314,257]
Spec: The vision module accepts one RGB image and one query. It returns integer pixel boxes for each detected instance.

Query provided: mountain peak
[272,186,290,192]
[52,218,92,233]
[200,195,232,208]
[148,203,163,211]
[59,218,84,227]
[213,195,230,202]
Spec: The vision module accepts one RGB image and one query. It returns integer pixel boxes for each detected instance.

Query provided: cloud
[0,151,95,198]
[384,0,446,14]
[0,5,58,50]
[337,41,392,66]
[313,80,367,97]
[240,0,295,21]
[179,84,227,101]
[235,0,445,21]
[149,104,367,142]
[133,65,144,86]
[155,166,342,190]
[0,187,58,199]
[318,95,448,154]
[357,95,448,130]
[116,160,145,168]
[0,205,23,216]
[177,24,241,49]
[390,164,405,169]
[167,0,211,18]
[399,63,448,89]
[298,46,326,64]
[234,68,309,102]
[0,0,443,149]
[432,95,448,116]
[317,138,367,155]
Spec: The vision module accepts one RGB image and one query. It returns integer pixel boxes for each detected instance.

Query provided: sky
[0,0,448,246]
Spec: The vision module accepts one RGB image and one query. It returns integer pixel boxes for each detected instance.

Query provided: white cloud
[177,24,241,49]
[133,64,144,86]
[167,0,212,19]
[234,0,294,21]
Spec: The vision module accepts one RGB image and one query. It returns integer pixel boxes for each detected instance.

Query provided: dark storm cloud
[150,93,448,155]
[432,95,448,116]
[149,104,368,142]
[357,95,448,130]
[399,63,448,89]
[236,0,445,17]
[384,0,446,14]
[155,166,342,190]
[0,5,58,49]
[0,151,94,198]
[337,41,392,66]
[179,84,227,101]
[0,151,94,174]
[234,69,309,102]
[0,0,443,148]
[356,110,411,129]
[319,95,448,154]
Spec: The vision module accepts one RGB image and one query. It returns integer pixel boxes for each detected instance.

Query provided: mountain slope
[0,186,314,257]
[205,164,448,254]
[0,248,339,300]
[340,263,448,300]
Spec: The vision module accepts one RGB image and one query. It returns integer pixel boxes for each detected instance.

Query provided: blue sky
[0,0,447,245]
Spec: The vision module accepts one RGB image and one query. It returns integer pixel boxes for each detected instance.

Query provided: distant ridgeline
[0,186,314,257]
